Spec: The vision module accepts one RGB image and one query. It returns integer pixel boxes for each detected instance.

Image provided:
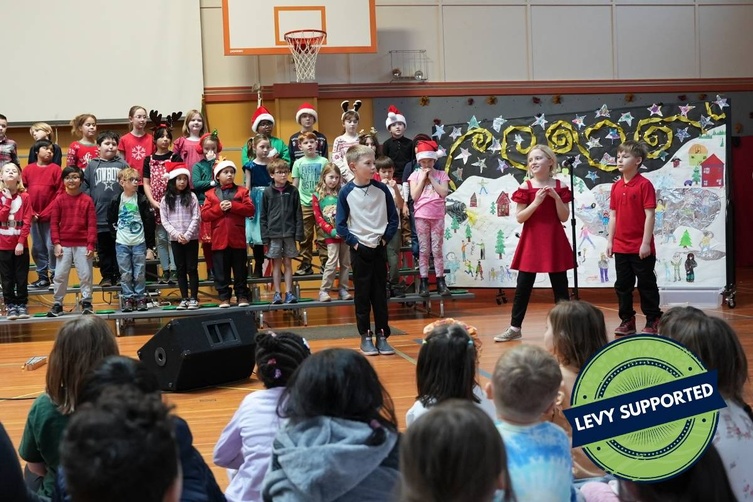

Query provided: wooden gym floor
[1,271,752,491]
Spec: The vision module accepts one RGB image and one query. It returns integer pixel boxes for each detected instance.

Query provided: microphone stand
[564,157,579,300]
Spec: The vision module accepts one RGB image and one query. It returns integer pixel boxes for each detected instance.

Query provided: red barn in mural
[470,192,477,207]
[496,192,510,216]
[701,154,724,187]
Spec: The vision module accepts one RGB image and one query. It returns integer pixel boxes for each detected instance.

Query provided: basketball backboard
[222,0,376,55]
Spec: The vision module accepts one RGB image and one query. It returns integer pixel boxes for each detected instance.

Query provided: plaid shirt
[160,192,200,241]
[0,137,19,168]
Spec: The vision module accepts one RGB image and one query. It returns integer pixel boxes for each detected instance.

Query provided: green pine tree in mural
[490,201,497,214]
[680,229,693,248]
[465,223,472,242]
[451,215,460,234]
[495,229,506,258]
[692,166,701,185]
[444,227,451,241]
[576,178,586,194]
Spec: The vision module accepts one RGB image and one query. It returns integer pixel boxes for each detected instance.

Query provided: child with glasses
[107,168,155,312]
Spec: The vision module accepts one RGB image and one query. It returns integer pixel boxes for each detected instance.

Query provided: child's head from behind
[97,131,120,160]
[400,400,513,502]
[346,145,376,182]
[254,331,311,389]
[46,316,120,414]
[267,158,290,186]
[316,163,341,195]
[491,344,561,422]
[660,307,748,405]
[545,300,608,370]
[375,156,395,181]
[617,140,648,171]
[70,114,97,140]
[79,355,160,406]
[30,122,53,141]
[182,109,206,137]
[527,144,558,178]
[416,322,478,406]
[281,348,397,433]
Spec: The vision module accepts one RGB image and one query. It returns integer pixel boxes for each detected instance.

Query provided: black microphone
[563,156,575,167]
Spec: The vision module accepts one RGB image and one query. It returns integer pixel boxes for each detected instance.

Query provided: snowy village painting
[436,99,730,291]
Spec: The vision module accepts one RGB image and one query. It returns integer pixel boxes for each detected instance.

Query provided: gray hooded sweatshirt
[262,416,400,502]
[83,156,127,232]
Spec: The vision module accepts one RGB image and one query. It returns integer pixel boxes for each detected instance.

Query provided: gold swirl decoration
[545,120,593,161]
[441,127,493,174]
[499,125,535,170]
[633,118,674,158]
[582,120,624,170]
[705,102,726,122]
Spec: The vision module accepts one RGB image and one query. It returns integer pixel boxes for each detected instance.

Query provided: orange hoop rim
[284,29,327,46]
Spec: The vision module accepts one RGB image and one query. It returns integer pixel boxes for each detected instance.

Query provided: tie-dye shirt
[495,420,577,502]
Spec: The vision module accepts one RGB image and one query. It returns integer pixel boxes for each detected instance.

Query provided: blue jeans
[155,224,175,273]
[31,220,55,278]
[116,242,147,299]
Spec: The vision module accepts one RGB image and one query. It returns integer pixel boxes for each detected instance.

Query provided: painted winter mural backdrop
[436,99,729,290]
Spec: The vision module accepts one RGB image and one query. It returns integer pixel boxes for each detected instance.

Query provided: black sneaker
[122,298,134,313]
[81,301,94,315]
[360,331,378,356]
[30,277,50,289]
[99,277,112,287]
[137,298,148,311]
[294,264,313,276]
[375,331,395,355]
[48,303,64,317]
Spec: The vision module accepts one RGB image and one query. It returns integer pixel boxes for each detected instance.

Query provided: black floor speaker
[138,310,257,392]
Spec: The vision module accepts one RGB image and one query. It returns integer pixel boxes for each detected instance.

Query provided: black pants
[252,244,265,277]
[614,253,662,321]
[510,270,569,328]
[0,249,29,305]
[171,240,199,299]
[213,247,249,301]
[350,244,390,337]
[97,231,118,281]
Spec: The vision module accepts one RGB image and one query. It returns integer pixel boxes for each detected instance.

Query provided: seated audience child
[400,400,514,502]
[214,332,311,502]
[60,387,182,502]
[0,421,41,502]
[406,319,496,426]
[659,306,753,501]
[18,317,119,499]
[59,355,226,502]
[263,348,400,500]
[488,344,577,502]
[545,300,609,480]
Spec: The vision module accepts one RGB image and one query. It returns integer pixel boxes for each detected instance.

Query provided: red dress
[510,180,575,273]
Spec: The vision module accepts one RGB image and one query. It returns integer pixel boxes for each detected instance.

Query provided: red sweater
[21,163,63,221]
[0,191,32,250]
[201,184,255,250]
[50,191,98,251]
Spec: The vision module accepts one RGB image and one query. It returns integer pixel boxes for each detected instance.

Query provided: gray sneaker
[360,331,379,356]
[187,298,200,310]
[177,299,189,310]
[375,331,395,355]
[494,326,522,342]
[16,305,30,319]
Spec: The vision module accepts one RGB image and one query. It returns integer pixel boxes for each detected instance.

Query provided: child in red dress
[495,145,574,342]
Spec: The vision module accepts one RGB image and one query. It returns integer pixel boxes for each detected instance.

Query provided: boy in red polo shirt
[606,140,662,336]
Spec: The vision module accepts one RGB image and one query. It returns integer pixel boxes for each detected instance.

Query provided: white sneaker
[176,299,188,310]
[494,327,522,342]
[339,288,352,300]
[318,291,331,302]
[187,298,200,310]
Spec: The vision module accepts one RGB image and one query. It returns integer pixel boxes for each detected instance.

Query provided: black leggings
[171,240,199,299]
[510,271,569,328]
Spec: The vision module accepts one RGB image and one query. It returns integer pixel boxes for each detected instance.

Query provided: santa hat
[415,140,438,161]
[195,131,223,154]
[251,106,274,133]
[163,161,190,181]
[341,100,362,121]
[385,105,406,130]
[214,159,236,179]
[295,102,318,124]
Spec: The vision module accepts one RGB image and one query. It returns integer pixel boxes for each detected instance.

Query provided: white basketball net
[285,30,326,82]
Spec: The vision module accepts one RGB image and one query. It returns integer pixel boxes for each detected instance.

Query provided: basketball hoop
[284,29,327,82]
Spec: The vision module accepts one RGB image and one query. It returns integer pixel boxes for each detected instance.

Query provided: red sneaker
[641,318,661,335]
[614,316,636,336]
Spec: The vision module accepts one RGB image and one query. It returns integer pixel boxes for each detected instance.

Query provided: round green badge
[569,335,721,481]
